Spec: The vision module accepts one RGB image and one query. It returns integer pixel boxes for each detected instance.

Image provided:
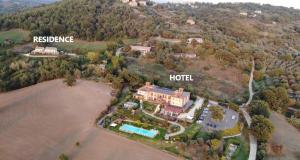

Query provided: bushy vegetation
[260,87,289,112]
[0,51,80,91]
[222,122,242,137]
[287,117,300,130]
[0,0,157,41]
[250,115,274,142]
[223,137,249,160]
[209,106,224,121]
[248,100,270,118]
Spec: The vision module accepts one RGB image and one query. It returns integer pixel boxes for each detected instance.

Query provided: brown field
[188,56,244,87]
[0,79,177,160]
[269,112,300,160]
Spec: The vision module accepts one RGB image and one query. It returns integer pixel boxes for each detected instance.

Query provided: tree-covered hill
[0,0,60,14]
[0,0,158,40]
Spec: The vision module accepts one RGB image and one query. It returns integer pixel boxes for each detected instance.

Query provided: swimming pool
[119,124,159,138]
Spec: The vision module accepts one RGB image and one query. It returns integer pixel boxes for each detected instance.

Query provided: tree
[249,100,270,118]
[254,70,264,81]
[107,42,117,52]
[123,45,131,52]
[228,102,239,112]
[64,72,76,86]
[262,87,289,112]
[209,106,224,121]
[87,52,99,64]
[191,39,198,48]
[59,154,69,160]
[250,115,274,142]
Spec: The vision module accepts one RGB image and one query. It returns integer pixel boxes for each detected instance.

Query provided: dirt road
[0,79,177,160]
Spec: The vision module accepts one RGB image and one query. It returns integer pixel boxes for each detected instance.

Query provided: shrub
[249,100,270,118]
[59,154,69,160]
[287,117,300,129]
[250,115,274,142]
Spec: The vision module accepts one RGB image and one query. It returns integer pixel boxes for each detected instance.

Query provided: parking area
[197,104,239,131]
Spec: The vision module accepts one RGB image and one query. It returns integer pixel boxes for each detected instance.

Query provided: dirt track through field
[0,79,177,160]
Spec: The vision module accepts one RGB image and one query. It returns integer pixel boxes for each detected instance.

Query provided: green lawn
[143,101,156,113]
[0,29,30,44]
[183,123,201,138]
[55,38,138,54]
[224,137,249,160]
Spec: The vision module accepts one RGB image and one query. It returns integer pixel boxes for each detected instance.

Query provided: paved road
[140,101,185,139]
[240,59,257,160]
[178,97,204,121]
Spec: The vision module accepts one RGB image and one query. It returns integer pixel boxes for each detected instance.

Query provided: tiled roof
[164,105,184,114]
[139,85,190,98]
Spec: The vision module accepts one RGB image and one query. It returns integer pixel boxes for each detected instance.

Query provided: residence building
[138,1,147,6]
[186,17,195,25]
[187,38,203,44]
[31,46,59,55]
[130,45,151,56]
[173,52,197,59]
[239,12,248,16]
[254,10,262,14]
[122,0,147,6]
[129,0,138,7]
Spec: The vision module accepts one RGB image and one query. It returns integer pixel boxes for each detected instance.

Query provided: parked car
[197,120,203,124]
[199,116,204,120]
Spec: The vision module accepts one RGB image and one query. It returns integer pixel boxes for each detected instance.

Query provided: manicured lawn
[0,29,30,44]
[143,101,156,113]
[184,123,201,138]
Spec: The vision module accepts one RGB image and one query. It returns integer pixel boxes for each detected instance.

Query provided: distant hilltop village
[121,0,148,7]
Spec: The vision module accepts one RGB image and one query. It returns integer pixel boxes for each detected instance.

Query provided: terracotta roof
[164,105,184,114]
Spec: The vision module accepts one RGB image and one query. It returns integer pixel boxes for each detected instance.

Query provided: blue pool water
[119,124,159,138]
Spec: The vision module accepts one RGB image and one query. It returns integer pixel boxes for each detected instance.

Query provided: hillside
[1,1,300,101]
[0,0,60,14]
[0,0,158,40]
[146,2,300,101]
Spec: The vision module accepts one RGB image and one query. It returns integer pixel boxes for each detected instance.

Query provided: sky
[153,0,300,9]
